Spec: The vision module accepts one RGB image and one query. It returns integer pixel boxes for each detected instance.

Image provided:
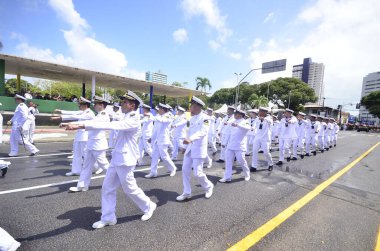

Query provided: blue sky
[1,0,380,113]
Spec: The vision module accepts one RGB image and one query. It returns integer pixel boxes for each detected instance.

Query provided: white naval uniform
[251,116,273,168]
[318,121,326,150]
[332,123,340,145]
[224,118,250,180]
[0,227,20,251]
[9,103,39,156]
[325,122,334,148]
[271,120,280,144]
[293,119,307,157]
[85,110,154,222]
[23,106,37,144]
[0,113,3,144]
[181,112,214,195]
[139,112,155,162]
[207,114,218,154]
[171,113,187,159]
[305,120,320,154]
[219,115,234,160]
[246,117,257,155]
[214,116,222,143]
[278,116,298,161]
[61,108,95,174]
[149,112,177,176]
[108,110,122,148]
[75,111,110,189]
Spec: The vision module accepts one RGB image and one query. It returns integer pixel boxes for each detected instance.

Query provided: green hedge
[0,96,79,113]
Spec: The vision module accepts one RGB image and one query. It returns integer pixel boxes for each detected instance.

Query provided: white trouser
[279,138,292,161]
[293,138,305,157]
[324,135,330,148]
[71,141,87,174]
[305,134,318,153]
[139,137,153,161]
[172,136,185,159]
[108,130,118,148]
[23,119,35,144]
[77,150,109,188]
[181,154,213,195]
[333,134,338,145]
[9,126,39,155]
[100,164,152,222]
[208,133,217,153]
[220,133,228,160]
[318,136,325,150]
[149,144,176,175]
[224,149,250,180]
[246,135,255,154]
[0,227,20,251]
[251,139,273,168]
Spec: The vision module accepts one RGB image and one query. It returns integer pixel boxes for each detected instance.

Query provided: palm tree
[248,93,268,108]
[195,77,211,93]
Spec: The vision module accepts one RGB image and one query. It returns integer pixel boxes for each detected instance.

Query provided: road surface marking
[0,166,161,195]
[227,141,380,251]
[375,225,380,251]
[1,153,72,160]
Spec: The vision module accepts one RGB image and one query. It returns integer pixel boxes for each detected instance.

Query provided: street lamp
[234,72,242,106]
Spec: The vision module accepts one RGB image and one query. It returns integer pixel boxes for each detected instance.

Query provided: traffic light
[356,103,360,109]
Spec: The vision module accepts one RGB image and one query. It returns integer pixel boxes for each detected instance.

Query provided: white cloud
[173,28,188,43]
[227,52,241,60]
[181,0,232,44]
[248,0,380,111]
[250,38,262,50]
[208,40,221,50]
[263,12,275,23]
[14,0,145,80]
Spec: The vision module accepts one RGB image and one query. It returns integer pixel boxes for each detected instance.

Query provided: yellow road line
[227,141,380,251]
[375,225,380,251]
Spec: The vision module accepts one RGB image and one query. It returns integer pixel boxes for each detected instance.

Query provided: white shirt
[184,112,210,159]
[141,112,155,139]
[318,121,326,137]
[295,119,307,140]
[61,108,96,141]
[85,110,140,166]
[254,115,273,142]
[278,116,298,139]
[27,107,37,121]
[80,111,110,151]
[246,117,257,136]
[227,118,250,151]
[151,111,173,145]
[10,103,28,129]
[172,113,187,139]
[306,120,321,136]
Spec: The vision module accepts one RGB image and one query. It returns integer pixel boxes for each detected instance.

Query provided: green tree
[195,77,211,93]
[248,93,268,108]
[171,81,188,87]
[209,87,235,105]
[361,91,380,118]
[5,78,42,96]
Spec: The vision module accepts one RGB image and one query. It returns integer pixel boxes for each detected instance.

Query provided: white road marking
[0,166,162,195]
[1,153,72,160]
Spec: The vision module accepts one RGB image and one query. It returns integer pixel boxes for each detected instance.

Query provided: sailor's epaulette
[130,112,135,117]
[101,112,106,115]
[203,119,209,125]
[20,103,24,106]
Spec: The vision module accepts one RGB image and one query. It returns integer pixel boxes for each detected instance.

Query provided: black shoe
[31,142,35,145]
[291,157,297,160]
[234,157,237,161]
[276,161,283,166]
[321,150,324,153]
[268,165,273,171]
[1,167,8,177]
[329,146,332,149]
[286,157,291,162]
[258,150,264,153]
[334,144,336,147]
[30,152,37,156]
[326,148,329,151]
[250,167,257,172]
[301,154,304,159]
[313,151,317,156]
[305,153,310,157]
[216,159,225,163]
[245,153,251,156]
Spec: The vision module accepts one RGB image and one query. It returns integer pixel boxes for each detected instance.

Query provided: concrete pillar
[149,85,153,108]
[17,74,21,93]
[0,59,5,96]
[82,83,86,98]
[91,75,96,98]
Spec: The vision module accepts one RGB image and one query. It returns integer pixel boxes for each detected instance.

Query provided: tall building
[145,71,167,85]
[292,58,325,105]
[359,71,380,124]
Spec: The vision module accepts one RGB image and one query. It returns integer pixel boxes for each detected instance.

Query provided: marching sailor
[171,106,188,160]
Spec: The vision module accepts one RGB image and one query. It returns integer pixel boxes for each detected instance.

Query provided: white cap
[234,108,246,116]
[258,107,269,112]
[285,108,294,113]
[121,91,143,107]
[206,107,213,112]
[93,95,110,104]
[113,102,121,108]
[14,94,27,101]
[177,106,186,112]
[158,103,170,109]
[142,104,151,109]
[78,96,91,104]
[298,112,306,116]
[191,96,205,107]
[227,105,235,110]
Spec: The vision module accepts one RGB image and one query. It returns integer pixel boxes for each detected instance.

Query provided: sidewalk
[1,126,76,143]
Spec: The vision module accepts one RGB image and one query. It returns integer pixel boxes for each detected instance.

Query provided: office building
[145,71,167,85]
[359,71,380,124]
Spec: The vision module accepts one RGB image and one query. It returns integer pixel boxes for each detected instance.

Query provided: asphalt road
[0,130,379,251]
